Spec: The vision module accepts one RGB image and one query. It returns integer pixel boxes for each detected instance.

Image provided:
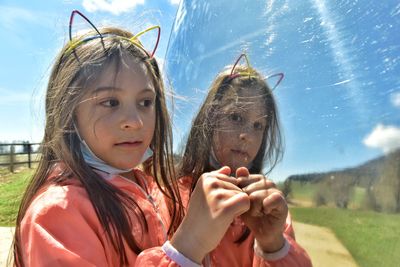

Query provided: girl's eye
[101,99,119,107]
[254,122,264,131]
[229,113,242,123]
[139,98,154,108]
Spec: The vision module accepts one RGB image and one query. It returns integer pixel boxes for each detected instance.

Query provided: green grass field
[291,206,400,267]
[287,181,400,266]
[1,170,399,266]
[0,168,32,226]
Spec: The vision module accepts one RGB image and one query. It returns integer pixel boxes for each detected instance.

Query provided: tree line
[285,148,400,213]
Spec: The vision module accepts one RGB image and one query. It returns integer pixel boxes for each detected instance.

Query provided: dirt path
[293,221,359,267]
[1,223,358,267]
[0,227,14,267]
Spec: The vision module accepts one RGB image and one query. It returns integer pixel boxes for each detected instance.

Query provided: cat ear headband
[229,53,284,90]
[64,10,160,61]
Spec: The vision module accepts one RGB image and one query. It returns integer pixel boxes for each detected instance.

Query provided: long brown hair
[180,65,283,182]
[13,27,183,266]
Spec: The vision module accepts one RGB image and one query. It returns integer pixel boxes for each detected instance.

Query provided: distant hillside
[287,148,400,188]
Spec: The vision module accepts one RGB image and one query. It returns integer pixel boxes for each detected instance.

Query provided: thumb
[216,166,231,175]
[236,167,250,178]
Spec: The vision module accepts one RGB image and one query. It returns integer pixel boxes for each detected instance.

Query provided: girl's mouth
[231,149,248,157]
[115,141,142,148]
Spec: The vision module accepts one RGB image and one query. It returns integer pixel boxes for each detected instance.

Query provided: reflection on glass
[165,0,400,266]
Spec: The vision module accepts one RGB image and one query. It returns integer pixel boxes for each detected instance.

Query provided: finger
[203,171,239,185]
[202,176,242,192]
[221,191,250,218]
[262,191,287,215]
[235,167,249,179]
[214,166,231,176]
[246,189,284,216]
[216,176,241,186]
[247,190,267,217]
[241,177,276,194]
[237,175,264,189]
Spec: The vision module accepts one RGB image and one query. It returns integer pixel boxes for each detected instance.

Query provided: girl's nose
[239,132,249,141]
[121,109,143,130]
[239,126,255,141]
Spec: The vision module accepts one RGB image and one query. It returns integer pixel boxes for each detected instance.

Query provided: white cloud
[390,92,400,108]
[363,124,400,153]
[169,0,181,5]
[82,0,145,15]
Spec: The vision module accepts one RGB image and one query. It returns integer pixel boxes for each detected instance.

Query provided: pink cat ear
[66,10,161,61]
[130,26,161,58]
[229,53,252,79]
[66,10,105,61]
[266,72,284,91]
[69,10,103,42]
[228,53,284,90]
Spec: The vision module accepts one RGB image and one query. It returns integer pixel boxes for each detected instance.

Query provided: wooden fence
[0,143,41,173]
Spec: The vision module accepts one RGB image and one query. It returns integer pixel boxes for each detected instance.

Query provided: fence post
[9,145,15,173]
[28,143,32,168]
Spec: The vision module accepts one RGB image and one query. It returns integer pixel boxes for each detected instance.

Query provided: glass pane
[165,1,400,266]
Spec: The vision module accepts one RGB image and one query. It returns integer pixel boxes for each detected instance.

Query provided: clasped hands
[171,166,288,264]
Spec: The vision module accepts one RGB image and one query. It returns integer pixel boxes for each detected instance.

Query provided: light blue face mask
[75,124,153,175]
[80,140,153,175]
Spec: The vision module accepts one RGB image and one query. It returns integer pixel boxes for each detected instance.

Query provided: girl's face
[212,89,266,172]
[75,55,156,170]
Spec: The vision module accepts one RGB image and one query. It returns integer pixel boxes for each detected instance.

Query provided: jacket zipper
[119,174,168,241]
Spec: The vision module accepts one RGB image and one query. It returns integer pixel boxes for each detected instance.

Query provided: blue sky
[1,0,400,180]
[0,0,179,142]
[165,0,400,180]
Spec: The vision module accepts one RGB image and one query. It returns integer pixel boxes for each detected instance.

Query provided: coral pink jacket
[20,164,312,266]
[155,176,313,267]
[20,163,173,266]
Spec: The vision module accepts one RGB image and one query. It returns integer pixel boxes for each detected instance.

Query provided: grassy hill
[286,148,400,212]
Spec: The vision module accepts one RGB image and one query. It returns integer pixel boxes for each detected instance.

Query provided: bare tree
[373,151,400,213]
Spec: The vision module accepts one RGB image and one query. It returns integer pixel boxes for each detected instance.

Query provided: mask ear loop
[229,53,253,80]
[66,10,105,62]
